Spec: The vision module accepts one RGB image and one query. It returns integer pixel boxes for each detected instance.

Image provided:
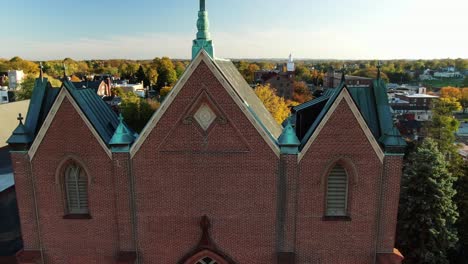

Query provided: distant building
[72,79,111,97]
[0,72,7,86]
[8,70,24,90]
[324,68,373,88]
[113,80,145,97]
[254,54,296,99]
[390,89,439,122]
[0,87,9,104]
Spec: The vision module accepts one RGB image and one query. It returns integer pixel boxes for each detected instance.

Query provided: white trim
[28,88,112,160]
[299,88,384,163]
[130,50,280,158]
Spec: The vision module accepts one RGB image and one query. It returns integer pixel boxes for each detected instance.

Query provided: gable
[299,88,384,163]
[130,51,281,158]
[28,88,112,160]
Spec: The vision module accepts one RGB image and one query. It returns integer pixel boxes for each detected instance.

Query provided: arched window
[64,162,88,214]
[326,164,348,216]
[196,257,217,264]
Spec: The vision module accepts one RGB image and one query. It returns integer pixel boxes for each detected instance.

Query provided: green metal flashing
[300,79,347,148]
[278,119,300,154]
[110,114,135,152]
[372,78,406,149]
[62,79,120,145]
[7,114,33,145]
[192,0,214,59]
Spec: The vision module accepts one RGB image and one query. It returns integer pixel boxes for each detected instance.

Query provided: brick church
[8,1,407,263]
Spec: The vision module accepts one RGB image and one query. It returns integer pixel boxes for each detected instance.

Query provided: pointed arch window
[64,162,89,215]
[196,257,218,264]
[326,164,348,216]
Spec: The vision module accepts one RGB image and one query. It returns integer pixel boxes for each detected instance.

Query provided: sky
[2,0,468,60]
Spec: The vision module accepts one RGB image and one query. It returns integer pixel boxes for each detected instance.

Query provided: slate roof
[24,78,60,138]
[214,59,283,140]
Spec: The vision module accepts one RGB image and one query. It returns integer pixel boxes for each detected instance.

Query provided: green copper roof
[24,77,59,137]
[7,114,32,145]
[62,79,122,145]
[278,119,300,154]
[295,73,406,153]
[109,114,135,152]
[192,0,214,59]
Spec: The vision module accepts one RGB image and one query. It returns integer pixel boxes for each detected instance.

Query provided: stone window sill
[322,215,351,221]
[63,214,92,220]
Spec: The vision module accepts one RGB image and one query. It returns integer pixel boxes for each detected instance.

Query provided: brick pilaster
[377,155,404,253]
[112,152,135,252]
[276,154,298,264]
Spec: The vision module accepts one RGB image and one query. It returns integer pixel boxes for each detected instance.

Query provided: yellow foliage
[160,86,172,97]
[254,84,290,124]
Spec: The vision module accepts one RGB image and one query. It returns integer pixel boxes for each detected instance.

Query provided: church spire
[192,0,214,59]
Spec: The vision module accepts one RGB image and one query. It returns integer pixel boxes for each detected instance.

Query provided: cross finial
[377,60,382,79]
[341,65,347,83]
[39,62,44,81]
[118,113,124,123]
[62,63,67,79]
[17,113,24,124]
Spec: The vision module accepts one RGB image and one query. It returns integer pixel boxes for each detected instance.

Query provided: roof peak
[192,0,214,60]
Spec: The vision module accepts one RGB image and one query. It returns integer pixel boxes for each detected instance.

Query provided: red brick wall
[132,61,280,263]
[29,97,117,263]
[297,99,384,263]
[377,156,404,252]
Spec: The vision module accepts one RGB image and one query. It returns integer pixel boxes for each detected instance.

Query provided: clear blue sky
[3,0,468,60]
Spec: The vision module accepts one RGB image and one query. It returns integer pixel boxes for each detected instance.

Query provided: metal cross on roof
[62,63,67,78]
[17,113,24,123]
[39,62,44,81]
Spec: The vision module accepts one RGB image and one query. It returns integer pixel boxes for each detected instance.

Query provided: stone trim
[130,50,280,158]
[299,88,385,163]
[28,88,112,160]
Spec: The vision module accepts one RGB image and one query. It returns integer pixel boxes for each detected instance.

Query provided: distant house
[72,79,111,97]
[390,90,439,122]
[113,80,145,97]
[254,54,296,99]
[8,70,24,90]
[0,87,9,104]
[0,72,7,86]
[323,69,373,88]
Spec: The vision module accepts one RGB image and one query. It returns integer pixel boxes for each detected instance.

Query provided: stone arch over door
[183,249,229,264]
[178,216,236,264]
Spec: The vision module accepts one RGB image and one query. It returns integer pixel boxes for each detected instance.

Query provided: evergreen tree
[454,163,468,261]
[135,65,149,87]
[397,138,458,264]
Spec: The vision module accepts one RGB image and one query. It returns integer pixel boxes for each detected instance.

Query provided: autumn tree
[428,97,461,156]
[254,84,290,124]
[120,91,159,133]
[440,87,462,100]
[292,81,313,104]
[154,57,177,89]
[461,88,468,113]
[174,61,187,78]
[397,138,458,264]
[15,75,36,100]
